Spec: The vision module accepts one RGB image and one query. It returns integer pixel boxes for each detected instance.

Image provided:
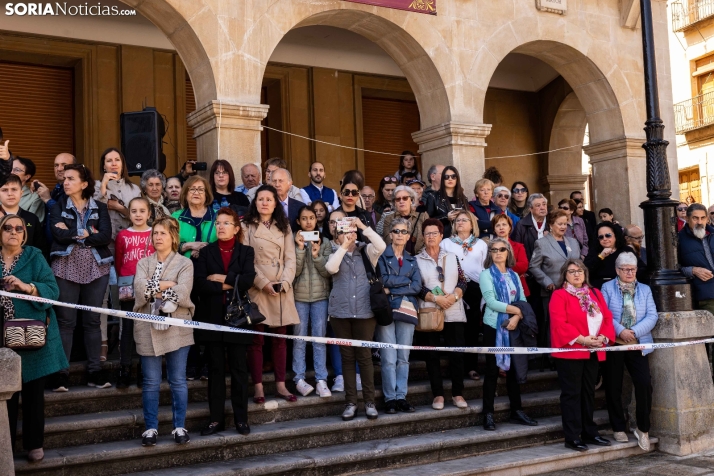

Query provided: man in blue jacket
[678,203,714,316]
[300,161,340,212]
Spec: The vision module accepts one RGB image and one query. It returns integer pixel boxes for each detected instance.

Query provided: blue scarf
[488,265,521,371]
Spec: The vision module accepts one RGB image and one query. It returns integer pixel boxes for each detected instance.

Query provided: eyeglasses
[567,269,584,275]
[394,196,411,202]
[443,173,457,180]
[11,167,25,174]
[341,189,360,197]
[677,207,687,211]
[490,247,508,254]
[382,176,398,183]
[391,229,409,235]
[436,266,444,282]
[512,187,527,194]
[215,221,235,227]
[423,231,440,238]
[454,218,470,223]
[361,194,375,200]
[496,194,510,200]
[329,220,338,225]
[188,187,205,194]
[618,267,637,274]
[598,233,614,240]
[214,170,229,176]
[2,225,24,233]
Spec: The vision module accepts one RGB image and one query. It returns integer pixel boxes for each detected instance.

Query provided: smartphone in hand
[272,282,282,293]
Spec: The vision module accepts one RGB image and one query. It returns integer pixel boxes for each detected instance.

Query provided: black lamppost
[638,0,692,311]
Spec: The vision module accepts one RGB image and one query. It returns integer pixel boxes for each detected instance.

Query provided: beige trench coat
[241,222,300,328]
[133,252,196,356]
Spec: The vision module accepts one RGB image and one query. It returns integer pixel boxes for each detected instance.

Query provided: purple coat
[565,216,589,258]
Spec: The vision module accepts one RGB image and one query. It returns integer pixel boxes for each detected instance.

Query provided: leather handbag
[3,314,49,350]
[360,249,393,326]
[225,275,266,328]
[416,256,448,332]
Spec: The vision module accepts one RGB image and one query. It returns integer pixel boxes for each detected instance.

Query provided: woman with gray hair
[376,217,423,414]
[479,237,537,431]
[380,185,426,254]
[601,251,657,451]
[140,169,170,226]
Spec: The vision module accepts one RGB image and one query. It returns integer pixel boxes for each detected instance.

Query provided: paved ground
[545,449,714,475]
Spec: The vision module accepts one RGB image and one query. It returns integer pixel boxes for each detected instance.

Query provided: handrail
[674,90,714,133]
[672,0,714,32]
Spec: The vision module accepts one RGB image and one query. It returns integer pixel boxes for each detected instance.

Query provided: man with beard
[624,224,647,266]
[679,203,714,316]
[300,161,340,211]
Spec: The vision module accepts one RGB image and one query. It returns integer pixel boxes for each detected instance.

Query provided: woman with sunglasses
[493,186,521,229]
[468,178,496,238]
[492,214,530,298]
[380,185,426,255]
[558,199,589,260]
[677,202,688,232]
[584,222,645,290]
[508,182,530,219]
[428,165,470,238]
[375,176,398,215]
[394,150,421,183]
[479,238,538,431]
[415,218,468,411]
[336,178,374,239]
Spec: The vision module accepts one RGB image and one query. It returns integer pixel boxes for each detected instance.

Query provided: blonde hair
[454,210,479,237]
[152,217,180,252]
[473,178,494,196]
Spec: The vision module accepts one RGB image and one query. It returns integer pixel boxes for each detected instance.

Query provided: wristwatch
[454,293,460,302]
[28,283,36,295]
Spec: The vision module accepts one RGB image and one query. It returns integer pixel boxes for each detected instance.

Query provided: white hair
[615,252,638,268]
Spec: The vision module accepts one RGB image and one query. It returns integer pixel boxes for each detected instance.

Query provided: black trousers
[420,322,465,398]
[119,300,136,367]
[8,377,45,451]
[525,278,546,347]
[205,342,249,425]
[463,281,483,372]
[555,354,600,442]
[604,349,652,432]
[482,325,522,414]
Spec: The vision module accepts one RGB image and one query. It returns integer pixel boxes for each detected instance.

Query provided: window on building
[680,166,701,204]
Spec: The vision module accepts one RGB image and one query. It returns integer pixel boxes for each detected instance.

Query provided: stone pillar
[0,348,21,475]
[541,174,589,207]
[187,101,270,175]
[412,122,492,195]
[583,137,647,228]
[650,310,714,455]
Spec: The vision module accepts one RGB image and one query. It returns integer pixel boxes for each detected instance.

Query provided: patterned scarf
[0,251,22,321]
[617,278,637,329]
[450,234,478,256]
[488,265,521,372]
[563,282,601,317]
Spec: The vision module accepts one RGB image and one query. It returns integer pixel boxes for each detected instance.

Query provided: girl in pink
[115,197,155,388]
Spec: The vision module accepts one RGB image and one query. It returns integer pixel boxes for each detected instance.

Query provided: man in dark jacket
[678,203,714,316]
[0,174,46,255]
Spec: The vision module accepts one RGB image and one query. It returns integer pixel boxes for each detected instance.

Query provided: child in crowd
[114,197,156,389]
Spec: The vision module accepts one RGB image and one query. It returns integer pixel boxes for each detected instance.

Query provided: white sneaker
[356,374,363,392]
[634,428,650,451]
[331,375,344,392]
[295,379,314,397]
[316,380,332,397]
[613,431,628,443]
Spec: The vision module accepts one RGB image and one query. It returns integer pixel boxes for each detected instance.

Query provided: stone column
[0,348,21,475]
[412,122,492,195]
[187,101,270,175]
[650,310,714,455]
[583,137,647,228]
[541,174,589,206]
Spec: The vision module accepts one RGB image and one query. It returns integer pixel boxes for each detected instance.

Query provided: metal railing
[672,0,714,31]
[674,90,714,133]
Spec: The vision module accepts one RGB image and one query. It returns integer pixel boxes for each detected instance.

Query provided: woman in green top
[171,175,218,259]
[3,214,67,463]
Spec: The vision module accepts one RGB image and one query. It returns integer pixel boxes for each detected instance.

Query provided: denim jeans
[376,320,415,402]
[293,300,329,382]
[141,345,190,430]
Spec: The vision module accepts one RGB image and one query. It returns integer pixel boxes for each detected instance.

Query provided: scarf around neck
[617,278,637,330]
[564,282,601,317]
[450,234,478,256]
[488,265,521,372]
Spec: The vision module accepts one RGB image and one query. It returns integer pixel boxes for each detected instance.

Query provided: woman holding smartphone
[292,205,333,398]
[241,184,300,403]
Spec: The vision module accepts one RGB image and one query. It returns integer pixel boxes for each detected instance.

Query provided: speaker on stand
[120,107,166,176]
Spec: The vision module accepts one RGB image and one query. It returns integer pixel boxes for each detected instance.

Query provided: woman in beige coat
[133,217,195,447]
[241,184,300,403]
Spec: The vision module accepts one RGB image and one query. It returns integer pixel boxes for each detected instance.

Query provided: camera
[192,162,207,171]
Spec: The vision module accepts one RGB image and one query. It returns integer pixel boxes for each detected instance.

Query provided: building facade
[0,0,678,228]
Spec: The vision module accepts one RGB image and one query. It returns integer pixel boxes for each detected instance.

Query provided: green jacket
[293,237,331,303]
[4,246,67,382]
[172,208,218,258]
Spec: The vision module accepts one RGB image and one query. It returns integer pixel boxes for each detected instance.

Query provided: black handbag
[360,247,394,326]
[225,276,266,328]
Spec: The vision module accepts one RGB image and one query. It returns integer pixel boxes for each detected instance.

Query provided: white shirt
[299,183,340,211]
[440,237,488,283]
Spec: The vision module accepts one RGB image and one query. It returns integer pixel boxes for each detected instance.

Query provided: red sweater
[509,239,530,297]
[549,287,615,361]
[115,228,155,277]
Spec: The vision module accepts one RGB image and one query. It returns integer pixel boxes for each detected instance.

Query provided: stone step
[14,390,587,475]
[22,374,565,451]
[41,365,559,419]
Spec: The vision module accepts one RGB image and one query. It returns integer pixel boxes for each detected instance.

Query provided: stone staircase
[13,357,655,475]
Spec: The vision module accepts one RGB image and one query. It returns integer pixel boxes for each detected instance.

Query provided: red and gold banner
[344,0,436,15]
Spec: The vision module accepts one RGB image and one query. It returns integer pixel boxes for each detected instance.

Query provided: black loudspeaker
[120,107,166,176]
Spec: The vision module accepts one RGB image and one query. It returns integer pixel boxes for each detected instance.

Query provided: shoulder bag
[360,247,394,326]
[416,255,446,332]
[118,238,152,302]
[3,314,49,350]
[225,275,267,328]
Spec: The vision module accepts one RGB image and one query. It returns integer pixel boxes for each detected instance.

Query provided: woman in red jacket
[492,214,529,296]
[550,258,615,452]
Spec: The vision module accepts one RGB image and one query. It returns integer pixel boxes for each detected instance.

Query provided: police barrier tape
[3,289,712,354]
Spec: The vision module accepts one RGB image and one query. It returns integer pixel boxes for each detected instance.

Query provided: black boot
[116,365,131,389]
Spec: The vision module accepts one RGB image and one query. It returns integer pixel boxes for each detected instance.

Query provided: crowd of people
[0,141,669,462]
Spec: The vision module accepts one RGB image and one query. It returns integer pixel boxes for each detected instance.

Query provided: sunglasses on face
[677,207,687,211]
[341,189,360,197]
[559,206,570,211]
[2,225,24,233]
[436,266,444,282]
[391,229,409,235]
[512,187,527,194]
[598,233,614,240]
[443,173,457,180]
[490,247,508,254]
[394,196,411,202]
[382,176,398,183]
